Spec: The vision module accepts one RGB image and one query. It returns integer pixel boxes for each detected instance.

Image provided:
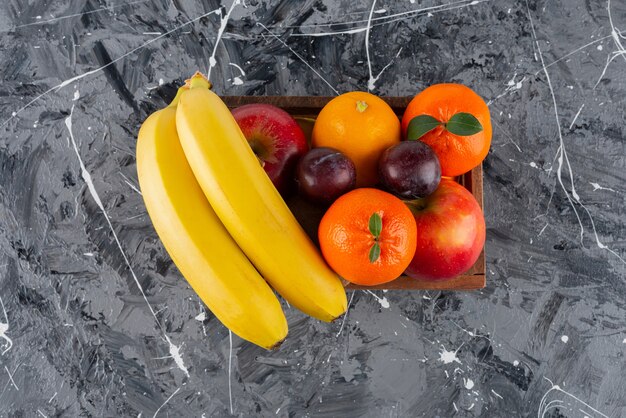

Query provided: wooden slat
[223,95,486,290]
[345,272,485,291]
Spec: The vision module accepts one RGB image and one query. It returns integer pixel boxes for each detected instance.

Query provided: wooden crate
[221,96,486,291]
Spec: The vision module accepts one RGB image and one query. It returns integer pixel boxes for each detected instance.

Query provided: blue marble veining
[0,0,625,416]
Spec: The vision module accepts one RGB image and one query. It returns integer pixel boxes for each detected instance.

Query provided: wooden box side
[221,96,486,291]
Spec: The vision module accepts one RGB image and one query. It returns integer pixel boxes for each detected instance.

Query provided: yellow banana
[136,98,288,349]
[175,74,347,322]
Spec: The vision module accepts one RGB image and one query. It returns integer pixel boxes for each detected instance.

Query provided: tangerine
[318,188,417,286]
[401,83,491,177]
[312,92,401,187]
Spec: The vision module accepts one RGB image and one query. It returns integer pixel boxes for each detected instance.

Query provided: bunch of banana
[136,73,347,349]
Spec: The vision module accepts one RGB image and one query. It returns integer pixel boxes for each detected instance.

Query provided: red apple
[404,179,485,280]
[232,104,308,195]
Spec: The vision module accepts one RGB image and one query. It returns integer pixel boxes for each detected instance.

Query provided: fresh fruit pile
[136,72,489,349]
[305,85,488,285]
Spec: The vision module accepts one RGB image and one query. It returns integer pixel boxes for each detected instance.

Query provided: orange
[312,92,401,187]
[401,83,492,177]
[318,188,417,286]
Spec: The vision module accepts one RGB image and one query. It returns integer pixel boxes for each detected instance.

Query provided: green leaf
[406,115,441,140]
[445,113,483,136]
[368,212,382,238]
[369,242,381,263]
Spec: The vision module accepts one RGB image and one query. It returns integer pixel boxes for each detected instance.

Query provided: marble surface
[1,0,625,416]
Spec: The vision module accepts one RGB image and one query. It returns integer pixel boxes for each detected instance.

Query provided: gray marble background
[1,0,625,416]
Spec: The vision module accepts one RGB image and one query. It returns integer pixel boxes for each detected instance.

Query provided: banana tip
[268,337,287,351]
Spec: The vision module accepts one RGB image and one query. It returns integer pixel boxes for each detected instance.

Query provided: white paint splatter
[119,172,143,196]
[526,0,625,265]
[257,23,339,95]
[195,312,206,321]
[560,335,569,343]
[2,7,221,129]
[365,290,390,308]
[590,182,617,193]
[232,77,244,85]
[152,387,180,418]
[166,338,188,377]
[8,0,151,30]
[158,78,164,86]
[228,62,246,76]
[66,105,189,377]
[365,0,378,91]
[464,378,475,389]
[439,345,461,364]
[535,35,613,77]
[529,162,539,168]
[337,291,355,337]
[622,338,626,344]
[597,44,603,50]
[292,0,489,37]
[568,103,584,130]
[513,360,519,366]
[488,73,526,105]
[207,0,240,79]
[594,0,626,88]
[594,51,626,88]
[538,377,608,418]
[364,0,403,92]
[492,389,504,399]
[4,365,18,390]
[0,296,12,355]
[123,180,142,195]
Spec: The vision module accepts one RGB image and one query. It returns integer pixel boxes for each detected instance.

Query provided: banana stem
[187,71,212,90]
[168,71,212,107]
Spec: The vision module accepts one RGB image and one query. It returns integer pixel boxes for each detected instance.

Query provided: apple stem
[356,100,369,113]
[404,199,427,213]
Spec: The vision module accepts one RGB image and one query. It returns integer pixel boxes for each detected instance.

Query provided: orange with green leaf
[318,188,417,286]
[401,83,492,177]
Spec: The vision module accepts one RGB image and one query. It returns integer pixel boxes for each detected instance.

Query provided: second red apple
[404,179,485,281]
[232,104,308,195]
